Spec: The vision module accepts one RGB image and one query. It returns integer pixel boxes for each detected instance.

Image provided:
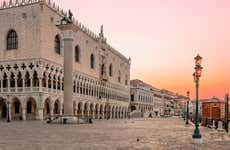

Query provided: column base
[47,115,92,124]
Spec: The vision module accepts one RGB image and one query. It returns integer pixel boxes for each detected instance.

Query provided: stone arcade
[0,0,130,121]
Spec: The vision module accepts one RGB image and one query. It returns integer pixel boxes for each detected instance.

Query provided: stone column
[22,78,25,92]
[75,80,77,94]
[60,104,63,116]
[60,80,63,92]
[15,77,18,92]
[37,108,44,120]
[8,103,12,121]
[7,77,10,92]
[30,77,33,92]
[22,108,26,121]
[92,108,95,119]
[63,28,74,116]
[51,76,53,93]
[46,76,48,91]
[55,79,58,93]
[39,77,42,92]
[102,108,105,119]
[0,79,3,93]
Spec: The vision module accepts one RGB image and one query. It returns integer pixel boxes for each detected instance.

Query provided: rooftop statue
[61,9,73,24]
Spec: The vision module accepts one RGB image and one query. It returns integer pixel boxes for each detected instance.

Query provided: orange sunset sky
[55,0,230,99]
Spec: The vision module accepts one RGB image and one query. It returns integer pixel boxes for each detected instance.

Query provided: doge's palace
[0,0,131,121]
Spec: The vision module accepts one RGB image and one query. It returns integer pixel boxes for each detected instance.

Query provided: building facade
[0,0,130,121]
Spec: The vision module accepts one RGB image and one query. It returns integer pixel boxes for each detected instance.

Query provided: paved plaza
[0,118,230,150]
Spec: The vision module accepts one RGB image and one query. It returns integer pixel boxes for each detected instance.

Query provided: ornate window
[75,46,80,62]
[90,54,95,69]
[109,64,113,77]
[6,30,18,50]
[55,34,61,54]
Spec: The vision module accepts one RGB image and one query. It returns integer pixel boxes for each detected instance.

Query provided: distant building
[201,97,229,126]
[130,79,163,117]
[130,79,187,118]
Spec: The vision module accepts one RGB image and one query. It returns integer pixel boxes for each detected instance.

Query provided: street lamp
[192,54,203,141]
[7,95,10,123]
[225,93,229,133]
[186,91,190,125]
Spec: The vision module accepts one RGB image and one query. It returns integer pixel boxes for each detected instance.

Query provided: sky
[55,0,230,99]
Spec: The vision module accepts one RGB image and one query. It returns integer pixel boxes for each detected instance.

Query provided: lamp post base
[192,138,203,144]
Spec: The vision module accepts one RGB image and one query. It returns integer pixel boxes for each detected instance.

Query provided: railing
[0,87,63,95]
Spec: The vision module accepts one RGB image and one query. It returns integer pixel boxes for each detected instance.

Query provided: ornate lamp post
[7,95,10,123]
[192,54,203,141]
[186,91,190,125]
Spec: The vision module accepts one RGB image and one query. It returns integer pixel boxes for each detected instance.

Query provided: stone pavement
[0,118,230,150]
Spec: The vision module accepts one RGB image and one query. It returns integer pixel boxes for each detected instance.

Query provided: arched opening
[131,105,136,112]
[55,34,61,54]
[99,104,103,119]
[54,100,60,116]
[101,64,105,76]
[17,72,23,89]
[84,103,88,119]
[43,98,51,119]
[89,103,93,119]
[115,107,118,119]
[42,73,46,88]
[33,71,39,87]
[95,104,99,119]
[3,73,8,89]
[75,46,80,62]
[109,63,113,77]
[77,102,82,118]
[118,70,121,83]
[48,74,51,89]
[25,71,30,87]
[11,98,22,120]
[104,105,107,119]
[111,106,114,119]
[26,98,37,120]
[10,72,15,88]
[6,29,18,50]
[90,54,95,69]
[53,76,56,90]
[0,98,7,120]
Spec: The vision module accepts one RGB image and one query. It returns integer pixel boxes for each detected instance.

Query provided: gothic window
[55,34,61,54]
[7,30,18,50]
[109,64,113,77]
[118,70,121,83]
[90,54,95,69]
[101,64,105,76]
[75,46,80,62]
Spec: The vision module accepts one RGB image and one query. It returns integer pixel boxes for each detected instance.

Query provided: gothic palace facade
[0,0,130,121]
